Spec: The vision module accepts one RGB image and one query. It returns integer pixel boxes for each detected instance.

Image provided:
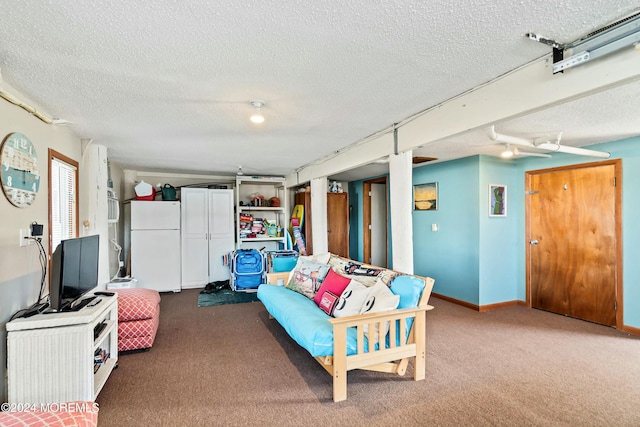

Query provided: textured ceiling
[0,1,638,181]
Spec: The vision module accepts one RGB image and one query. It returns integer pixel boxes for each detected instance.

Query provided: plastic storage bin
[268,251,299,273]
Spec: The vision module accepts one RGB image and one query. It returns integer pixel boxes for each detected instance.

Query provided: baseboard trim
[431,292,526,312]
[432,293,640,334]
[619,324,640,336]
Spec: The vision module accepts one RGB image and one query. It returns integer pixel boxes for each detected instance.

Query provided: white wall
[0,99,82,402]
[0,98,117,402]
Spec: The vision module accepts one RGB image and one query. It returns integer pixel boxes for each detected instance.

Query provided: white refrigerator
[131,201,181,292]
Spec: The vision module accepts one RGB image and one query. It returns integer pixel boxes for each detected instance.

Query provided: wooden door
[364,178,388,267]
[327,192,349,258]
[528,162,619,326]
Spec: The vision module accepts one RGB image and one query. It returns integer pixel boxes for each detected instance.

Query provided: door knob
[529,239,539,245]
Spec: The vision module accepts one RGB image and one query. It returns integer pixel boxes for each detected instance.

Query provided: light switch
[431,224,438,232]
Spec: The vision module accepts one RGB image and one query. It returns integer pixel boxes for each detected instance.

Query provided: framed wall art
[489,184,507,217]
[413,182,438,211]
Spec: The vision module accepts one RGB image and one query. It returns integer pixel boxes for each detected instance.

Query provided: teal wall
[348,181,364,261]
[349,137,640,329]
[478,156,522,305]
[412,157,481,304]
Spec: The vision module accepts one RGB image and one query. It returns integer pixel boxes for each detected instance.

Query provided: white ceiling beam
[398,48,640,152]
[288,132,394,186]
[291,47,640,184]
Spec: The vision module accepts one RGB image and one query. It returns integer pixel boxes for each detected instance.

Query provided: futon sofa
[257,253,434,402]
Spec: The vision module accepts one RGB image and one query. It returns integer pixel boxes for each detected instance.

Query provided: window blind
[50,157,77,252]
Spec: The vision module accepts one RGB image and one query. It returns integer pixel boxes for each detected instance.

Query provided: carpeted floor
[96,288,640,426]
[197,288,259,307]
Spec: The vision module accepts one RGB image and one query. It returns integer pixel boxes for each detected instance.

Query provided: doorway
[363,177,388,267]
[526,160,622,327]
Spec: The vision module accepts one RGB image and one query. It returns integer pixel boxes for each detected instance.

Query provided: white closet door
[181,188,209,288]
[208,190,235,282]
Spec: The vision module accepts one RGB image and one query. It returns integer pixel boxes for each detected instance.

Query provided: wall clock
[1,132,40,208]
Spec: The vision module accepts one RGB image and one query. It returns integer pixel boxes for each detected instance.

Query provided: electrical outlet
[19,229,32,246]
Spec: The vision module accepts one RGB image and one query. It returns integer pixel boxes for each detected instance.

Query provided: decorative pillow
[286,259,330,299]
[286,252,331,283]
[313,269,351,306]
[390,275,425,309]
[302,252,331,264]
[328,254,396,288]
[359,281,400,344]
[317,290,340,315]
[390,275,426,334]
[333,280,370,318]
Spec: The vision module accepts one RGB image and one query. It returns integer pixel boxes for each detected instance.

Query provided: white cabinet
[236,177,288,251]
[6,295,118,404]
[181,188,235,288]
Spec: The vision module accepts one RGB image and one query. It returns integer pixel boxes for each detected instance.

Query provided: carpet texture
[97,289,640,426]
[197,288,259,307]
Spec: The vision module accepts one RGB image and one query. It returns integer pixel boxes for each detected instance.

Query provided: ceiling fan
[499,144,552,159]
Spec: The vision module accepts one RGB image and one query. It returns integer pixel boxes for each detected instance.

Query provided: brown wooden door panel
[530,164,616,326]
[327,192,349,258]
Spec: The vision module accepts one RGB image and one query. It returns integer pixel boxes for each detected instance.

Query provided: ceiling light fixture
[237,165,244,176]
[249,100,265,124]
[501,144,514,158]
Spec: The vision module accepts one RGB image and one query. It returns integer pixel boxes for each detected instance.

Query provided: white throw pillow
[333,280,369,318]
[359,281,400,344]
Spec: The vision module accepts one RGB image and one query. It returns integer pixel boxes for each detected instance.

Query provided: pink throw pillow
[313,269,351,306]
[317,291,340,315]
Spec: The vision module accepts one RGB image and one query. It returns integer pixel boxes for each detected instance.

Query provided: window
[48,149,78,255]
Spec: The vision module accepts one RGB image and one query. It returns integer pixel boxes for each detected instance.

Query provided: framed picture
[489,184,507,217]
[414,182,438,211]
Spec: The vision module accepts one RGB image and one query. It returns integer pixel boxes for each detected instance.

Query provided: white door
[370,183,387,267]
[181,189,210,288]
[208,190,235,282]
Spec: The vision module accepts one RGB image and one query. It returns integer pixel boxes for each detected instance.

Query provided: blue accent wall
[478,156,521,305]
[348,181,363,261]
[349,137,640,329]
[413,156,481,304]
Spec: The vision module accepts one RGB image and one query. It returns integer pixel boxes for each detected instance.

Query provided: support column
[310,177,328,255]
[389,150,414,274]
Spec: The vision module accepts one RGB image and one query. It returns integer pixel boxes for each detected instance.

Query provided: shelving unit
[6,295,118,404]
[236,176,289,251]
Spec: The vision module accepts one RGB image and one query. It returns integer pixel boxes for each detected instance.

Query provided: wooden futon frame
[266,272,435,402]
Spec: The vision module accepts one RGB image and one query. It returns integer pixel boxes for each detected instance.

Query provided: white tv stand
[6,295,118,404]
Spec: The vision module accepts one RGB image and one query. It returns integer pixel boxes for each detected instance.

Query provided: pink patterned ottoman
[0,402,98,426]
[114,288,161,352]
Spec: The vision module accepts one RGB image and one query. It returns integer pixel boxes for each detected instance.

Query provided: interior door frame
[363,177,387,266]
[525,159,623,328]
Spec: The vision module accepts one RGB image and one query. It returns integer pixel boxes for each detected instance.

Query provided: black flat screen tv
[49,234,100,312]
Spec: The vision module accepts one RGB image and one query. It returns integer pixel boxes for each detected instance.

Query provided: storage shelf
[94,358,117,398]
[93,319,116,350]
[236,177,286,187]
[239,206,284,212]
[236,176,288,251]
[239,237,285,242]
